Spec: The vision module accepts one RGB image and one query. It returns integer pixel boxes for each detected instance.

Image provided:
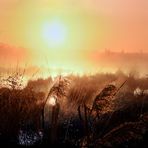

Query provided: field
[0,71,148,147]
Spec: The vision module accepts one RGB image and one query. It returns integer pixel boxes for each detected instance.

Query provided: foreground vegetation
[0,71,148,147]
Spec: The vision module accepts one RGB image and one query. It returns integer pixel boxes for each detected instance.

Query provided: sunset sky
[0,0,148,76]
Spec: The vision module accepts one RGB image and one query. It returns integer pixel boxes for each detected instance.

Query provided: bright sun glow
[42,21,67,47]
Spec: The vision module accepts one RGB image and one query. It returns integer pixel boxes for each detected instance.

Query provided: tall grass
[0,73,45,141]
[0,71,148,146]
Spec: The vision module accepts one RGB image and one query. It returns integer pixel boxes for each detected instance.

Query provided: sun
[42,20,67,47]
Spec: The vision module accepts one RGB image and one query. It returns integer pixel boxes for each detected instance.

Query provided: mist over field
[1,44,148,79]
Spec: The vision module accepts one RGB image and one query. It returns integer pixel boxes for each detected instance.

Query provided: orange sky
[0,0,148,76]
